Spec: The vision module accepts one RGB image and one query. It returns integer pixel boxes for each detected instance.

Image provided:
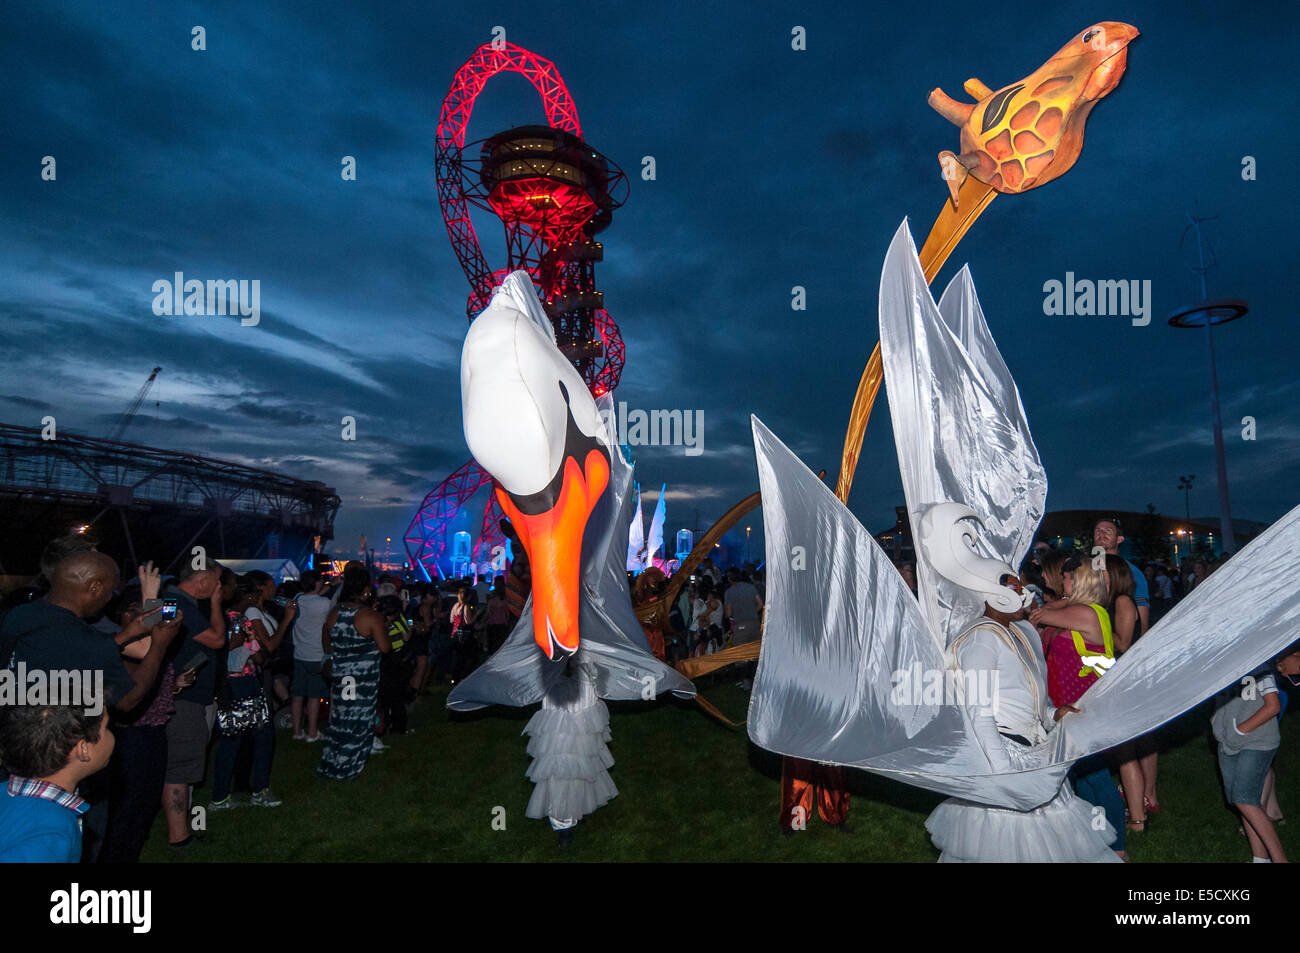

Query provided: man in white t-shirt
[290,571,331,742]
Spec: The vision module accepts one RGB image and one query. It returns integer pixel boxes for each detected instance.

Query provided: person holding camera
[101,597,196,863]
[160,562,227,848]
[209,574,288,811]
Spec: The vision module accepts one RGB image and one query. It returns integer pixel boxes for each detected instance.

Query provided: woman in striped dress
[317,566,391,781]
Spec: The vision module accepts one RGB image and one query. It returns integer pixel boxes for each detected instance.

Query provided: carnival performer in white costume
[449,271,694,844]
[523,661,616,840]
[924,570,1118,862]
[746,221,1300,860]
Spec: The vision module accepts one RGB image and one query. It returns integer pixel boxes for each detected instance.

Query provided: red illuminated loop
[436,43,582,314]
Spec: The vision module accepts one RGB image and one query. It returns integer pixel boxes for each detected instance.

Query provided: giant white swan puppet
[449,270,694,710]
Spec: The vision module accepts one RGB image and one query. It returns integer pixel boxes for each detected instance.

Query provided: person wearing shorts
[291,661,328,707]
[290,571,331,742]
[162,568,224,847]
[164,698,214,786]
[1212,662,1286,862]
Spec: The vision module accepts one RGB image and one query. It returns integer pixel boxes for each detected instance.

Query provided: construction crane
[108,366,162,443]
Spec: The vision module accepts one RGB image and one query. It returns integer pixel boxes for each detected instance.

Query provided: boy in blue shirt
[0,704,115,862]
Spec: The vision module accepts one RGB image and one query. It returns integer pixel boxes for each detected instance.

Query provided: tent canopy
[216,558,301,583]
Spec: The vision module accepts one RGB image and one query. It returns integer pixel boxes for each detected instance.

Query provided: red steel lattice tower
[404,42,628,580]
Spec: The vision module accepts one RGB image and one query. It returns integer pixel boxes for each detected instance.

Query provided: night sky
[2,0,1296,563]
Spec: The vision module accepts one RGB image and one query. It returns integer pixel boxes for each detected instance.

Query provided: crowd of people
[0,514,1289,862]
[0,533,532,862]
[632,559,765,675]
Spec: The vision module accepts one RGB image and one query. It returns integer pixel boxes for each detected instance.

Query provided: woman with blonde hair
[1030,557,1110,684]
[1029,554,1126,857]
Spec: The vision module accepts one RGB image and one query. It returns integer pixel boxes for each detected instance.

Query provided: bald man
[0,552,181,713]
[1,551,182,861]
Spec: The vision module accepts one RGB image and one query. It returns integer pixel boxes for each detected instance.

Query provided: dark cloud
[0,394,52,410]
[1,0,1297,559]
[229,402,323,426]
[90,412,219,434]
[362,438,465,489]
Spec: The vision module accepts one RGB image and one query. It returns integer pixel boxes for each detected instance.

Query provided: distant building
[1037,509,1263,565]
[872,506,1265,568]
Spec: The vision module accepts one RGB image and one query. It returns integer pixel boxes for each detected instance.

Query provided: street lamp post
[1177,474,1195,523]
[1167,214,1247,555]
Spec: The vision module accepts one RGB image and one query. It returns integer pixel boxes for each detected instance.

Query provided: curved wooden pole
[834,176,998,501]
[637,467,825,631]
[636,490,760,630]
[667,178,998,728]
[832,347,884,504]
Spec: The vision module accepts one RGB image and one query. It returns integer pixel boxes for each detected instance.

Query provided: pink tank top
[1043,623,1103,707]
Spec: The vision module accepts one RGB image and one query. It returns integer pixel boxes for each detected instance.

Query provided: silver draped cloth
[747,220,1300,811]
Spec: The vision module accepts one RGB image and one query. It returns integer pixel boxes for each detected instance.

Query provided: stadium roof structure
[0,423,339,575]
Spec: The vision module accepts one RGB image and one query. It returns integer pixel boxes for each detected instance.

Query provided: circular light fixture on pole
[1167,213,1247,555]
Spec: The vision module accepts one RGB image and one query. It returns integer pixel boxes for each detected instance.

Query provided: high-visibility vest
[387,615,411,652]
[1071,604,1114,678]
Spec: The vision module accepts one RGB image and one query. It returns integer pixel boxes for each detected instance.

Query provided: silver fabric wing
[749,412,1300,809]
[748,415,1069,810]
[747,217,1300,810]
[447,392,695,712]
[880,220,1046,646]
[1053,501,1300,760]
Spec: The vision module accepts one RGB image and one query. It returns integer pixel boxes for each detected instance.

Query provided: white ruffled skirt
[523,667,617,823]
[926,738,1121,863]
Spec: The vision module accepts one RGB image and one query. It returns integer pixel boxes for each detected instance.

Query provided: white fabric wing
[747,415,1069,810]
[647,483,667,564]
[1054,502,1300,761]
[627,485,645,572]
[879,221,1046,646]
[747,413,1300,810]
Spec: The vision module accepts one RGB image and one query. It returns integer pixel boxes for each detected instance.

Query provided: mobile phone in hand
[137,606,163,628]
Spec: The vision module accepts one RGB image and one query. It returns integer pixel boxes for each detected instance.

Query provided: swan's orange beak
[496,448,610,659]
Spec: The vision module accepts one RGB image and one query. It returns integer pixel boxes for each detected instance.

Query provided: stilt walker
[450,272,694,844]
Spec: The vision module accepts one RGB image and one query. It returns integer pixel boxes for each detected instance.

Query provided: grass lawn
[140,680,1299,862]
